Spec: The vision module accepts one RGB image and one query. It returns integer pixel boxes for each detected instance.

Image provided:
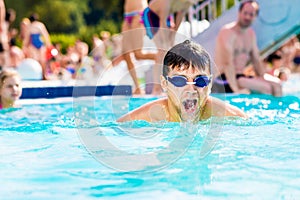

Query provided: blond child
[0,70,22,109]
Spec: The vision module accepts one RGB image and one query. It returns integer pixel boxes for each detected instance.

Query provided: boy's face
[162,63,211,121]
[0,76,22,103]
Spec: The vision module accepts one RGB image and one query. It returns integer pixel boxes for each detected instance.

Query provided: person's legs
[130,15,156,61]
[150,28,174,95]
[27,45,47,80]
[38,47,48,80]
[237,77,282,96]
[123,52,143,94]
[151,48,165,95]
[268,80,282,97]
[122,18,143,94]
[238,77,272,94]
[133,49,156,60]
[262,73,282,96]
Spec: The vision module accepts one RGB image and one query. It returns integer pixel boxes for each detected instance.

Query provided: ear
[160,75,167,92]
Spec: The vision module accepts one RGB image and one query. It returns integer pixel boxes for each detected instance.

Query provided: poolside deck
[21,71,300,99]
[20,59,156,99]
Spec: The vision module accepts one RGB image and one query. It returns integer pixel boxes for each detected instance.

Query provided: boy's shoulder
[117,97,167,122]
[205,96,247,118]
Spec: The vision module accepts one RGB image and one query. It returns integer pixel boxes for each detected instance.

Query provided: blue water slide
[193,0,300,59]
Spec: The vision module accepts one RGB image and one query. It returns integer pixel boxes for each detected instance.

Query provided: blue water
[1,93,300,199]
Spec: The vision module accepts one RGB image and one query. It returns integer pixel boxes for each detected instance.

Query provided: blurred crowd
[1,0,124,82]
[243,35,300,82]
[1,0,300,84]
[1,0,300,111]
[264,36,300,81]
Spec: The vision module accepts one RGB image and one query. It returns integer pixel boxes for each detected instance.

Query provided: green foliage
[77,20,121,49]
[50,34,77,54]
[6,0,89,34]
[97,19,121,35]
[5,0,123,51]
[88,0,123,22]
[34,0,89,33]
[216,0,236,17]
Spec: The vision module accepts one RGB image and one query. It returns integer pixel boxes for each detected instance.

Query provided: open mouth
[182,99,198,114]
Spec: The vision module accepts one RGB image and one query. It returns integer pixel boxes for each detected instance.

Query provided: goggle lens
[167,76,211,88]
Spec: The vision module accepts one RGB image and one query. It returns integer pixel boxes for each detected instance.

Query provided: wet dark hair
[239,0,259,16]
[163,40,212,78]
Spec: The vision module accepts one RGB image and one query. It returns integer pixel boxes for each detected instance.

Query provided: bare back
[28,21,47,35]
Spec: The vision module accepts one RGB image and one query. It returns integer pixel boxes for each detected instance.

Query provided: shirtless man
[122,0,156,94]
[143,0,200,95]
[214,0,282,96]
[118,40,247,122]
[23,13,51,79]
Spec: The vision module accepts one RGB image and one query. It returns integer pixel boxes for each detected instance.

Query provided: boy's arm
[117,99,167,122]
[208,97,248,119]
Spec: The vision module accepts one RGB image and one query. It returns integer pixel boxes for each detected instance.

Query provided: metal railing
[188,0,239,36]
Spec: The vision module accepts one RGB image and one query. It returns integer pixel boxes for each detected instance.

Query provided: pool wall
[20,85,132,99]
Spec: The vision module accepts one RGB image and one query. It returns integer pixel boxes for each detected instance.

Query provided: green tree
[6,0,89,34]
[88,0,123,22]
[84,0,123,33]
[34,0,89,33]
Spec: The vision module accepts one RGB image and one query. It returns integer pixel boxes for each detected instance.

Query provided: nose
[185,82,197,92]
[184,77,196,90]
[245,12,254,20]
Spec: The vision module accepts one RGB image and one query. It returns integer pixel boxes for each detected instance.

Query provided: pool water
[1,93,300,199]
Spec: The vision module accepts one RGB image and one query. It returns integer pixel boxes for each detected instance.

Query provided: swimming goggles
[167,75,211,88]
